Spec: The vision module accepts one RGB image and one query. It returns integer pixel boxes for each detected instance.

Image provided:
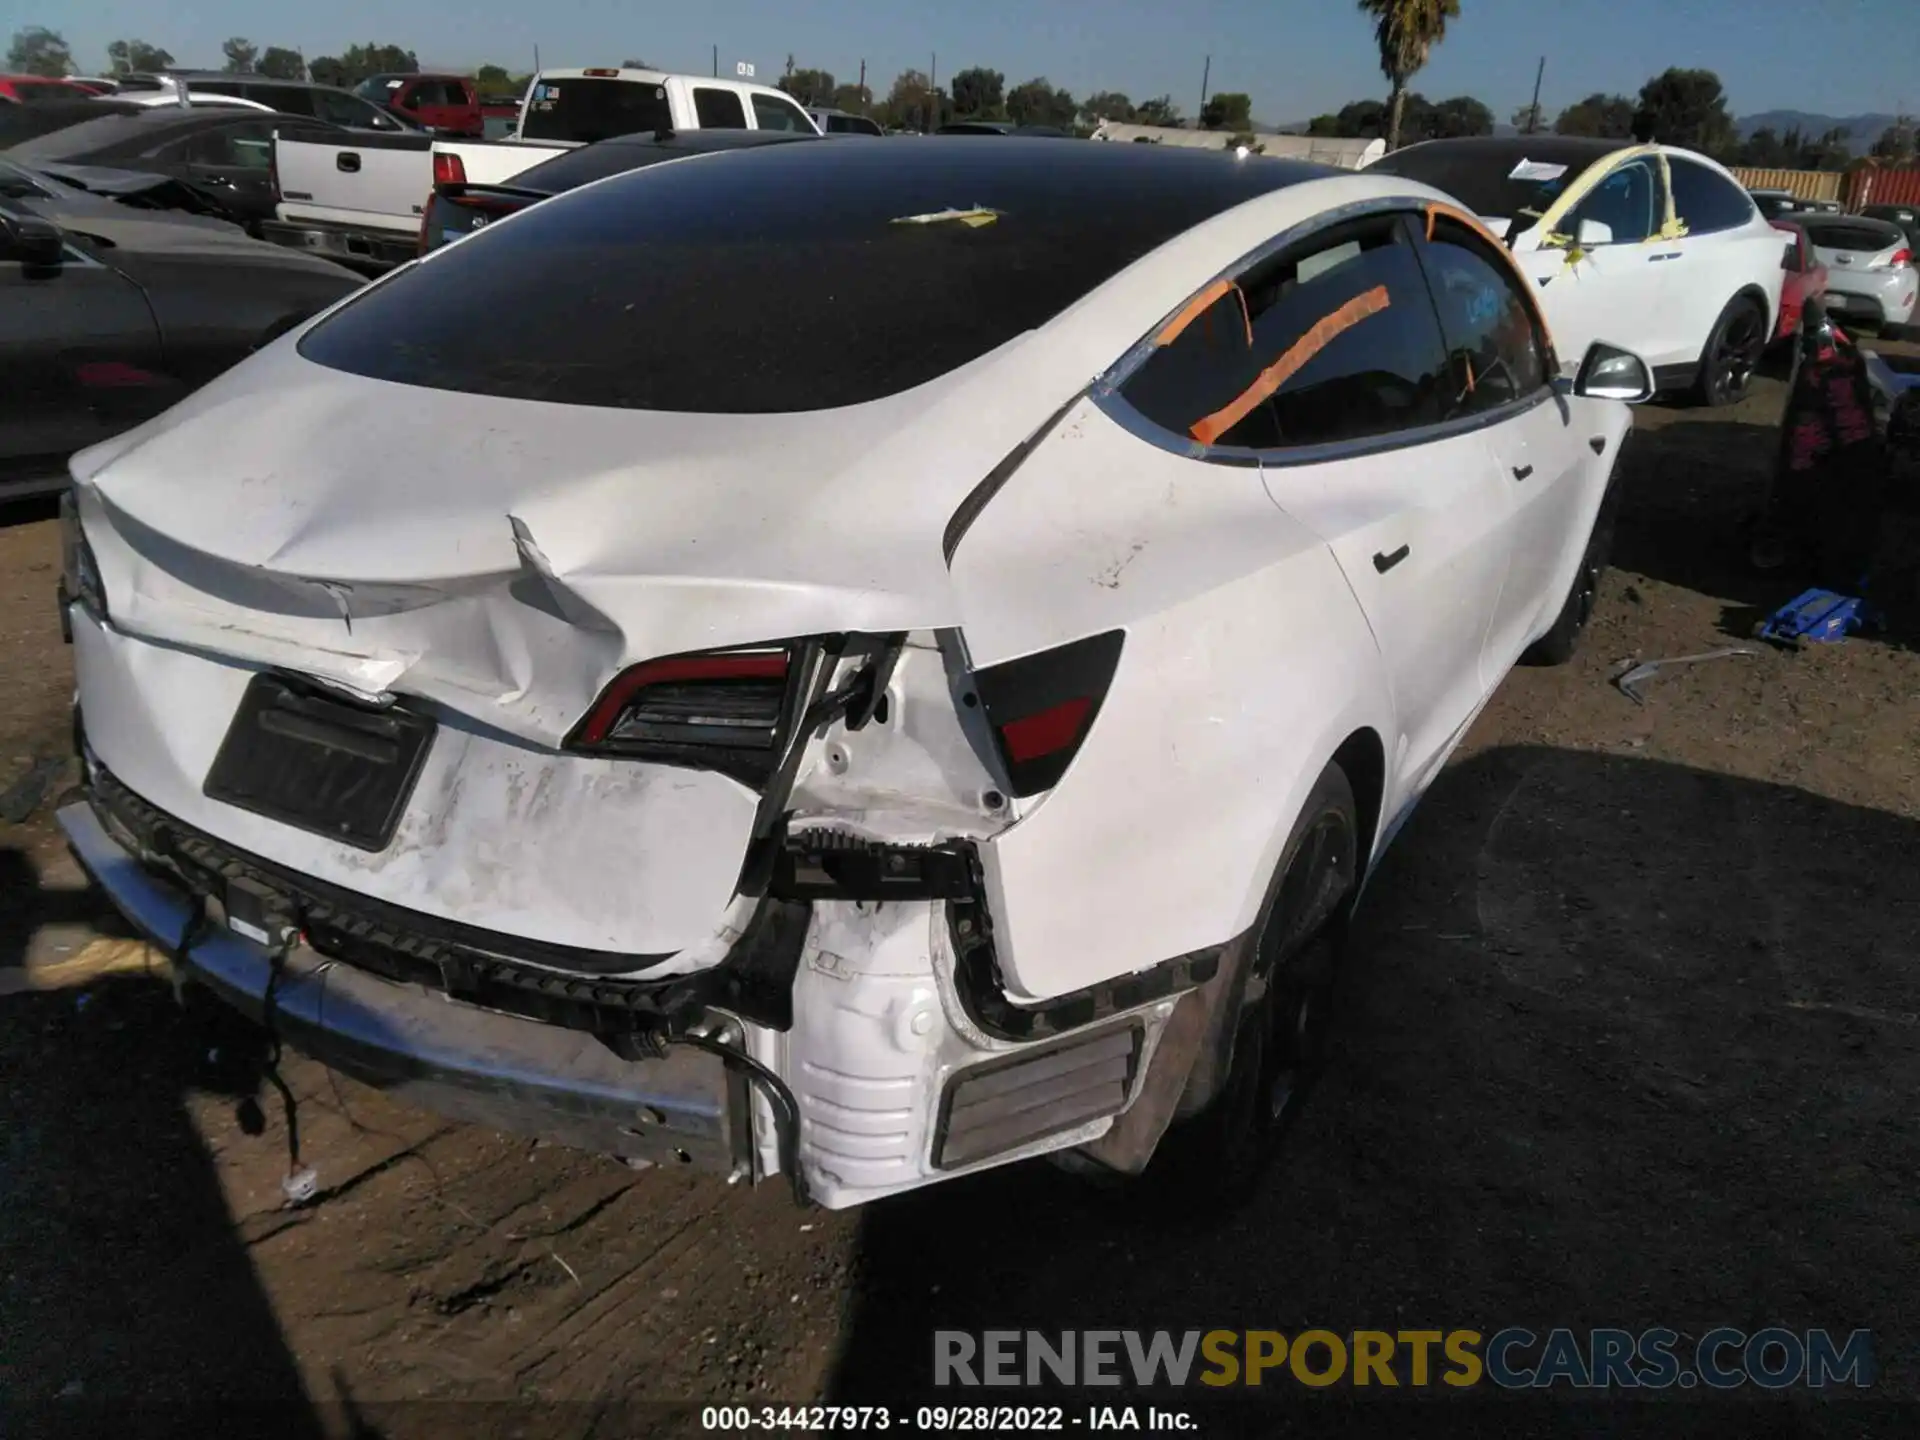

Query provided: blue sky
[22,0,1919,122]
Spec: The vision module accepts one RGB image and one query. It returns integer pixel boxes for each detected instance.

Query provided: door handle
[1648,251,1682,262]
[336,152,361,173]
[1372,544,1410,574]
[1511,463,1534,481]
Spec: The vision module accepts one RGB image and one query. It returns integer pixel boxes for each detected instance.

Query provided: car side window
[1419,217,1551,414]
[252,84,317,118]
[694,87,748,129]
[1119,215,1453,451]
[1668,156,1758,236]
[752,93,814,132]
[1565,159,1658,244]
[314,90,386,129]
[184,122,276,168]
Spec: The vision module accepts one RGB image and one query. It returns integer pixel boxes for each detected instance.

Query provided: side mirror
[1575,218,1614,247]
[0,212,65,268]
[1571,341,1654,403]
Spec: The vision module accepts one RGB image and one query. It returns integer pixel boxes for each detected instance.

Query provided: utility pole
[929,51,937,133]
[712,44,718,78]
[858,58,867,113]
[1199,55,1210,125]
[1526,55,1545,134]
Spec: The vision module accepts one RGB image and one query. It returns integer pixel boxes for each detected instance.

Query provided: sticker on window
[1509,159,1569,182]
[386,79,403,89]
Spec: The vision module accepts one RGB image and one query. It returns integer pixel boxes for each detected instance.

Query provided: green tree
[1631,68,1736,155]
[476,63,513,90]
[830,82,872,114]
[1736,125,1791,167]
[1871,118,1916,164]
[328,43,418,85]
[1511,102,1544,135]
[1306,113,1342,136]
[1356,0,1460,150]
[1006,76,1077,128]
[778,67,836,106]
[1135,94,1180,126]
[622,58,650,69]
[1080,91,1135,125]
[950,66,1005,120]
[1429,95,1492,137]
[6,25,72,76]
[1554,92,1636,139]
[879,69,941,132]
[308,56,349,88]
[1200,91,1252,131]
[107,38,174,74]
[1335,97,1388,137]
[256,46,304,80]
[221,37,257,73]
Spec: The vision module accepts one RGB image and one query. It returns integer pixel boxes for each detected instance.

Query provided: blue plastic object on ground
[1756,588,1881,644]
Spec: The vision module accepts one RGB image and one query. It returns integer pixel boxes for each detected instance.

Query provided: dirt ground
[3,350,1918,1437]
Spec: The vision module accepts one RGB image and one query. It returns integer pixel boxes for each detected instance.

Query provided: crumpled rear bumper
[59,800,746,1172]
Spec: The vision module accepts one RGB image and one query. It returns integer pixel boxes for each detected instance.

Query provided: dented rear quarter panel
[949,401,1395,1001]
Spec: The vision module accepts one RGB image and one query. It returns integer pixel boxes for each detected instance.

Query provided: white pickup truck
[262,67,821,271]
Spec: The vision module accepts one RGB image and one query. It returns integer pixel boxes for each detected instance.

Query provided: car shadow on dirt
[825,745,1919,1430]
[1615,412,1920,655]
[0,845,333,1436]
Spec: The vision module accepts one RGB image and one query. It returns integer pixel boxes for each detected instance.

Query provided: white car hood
[75,331,1073,746]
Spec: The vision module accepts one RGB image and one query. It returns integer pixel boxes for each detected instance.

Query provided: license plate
[203,674,436,851]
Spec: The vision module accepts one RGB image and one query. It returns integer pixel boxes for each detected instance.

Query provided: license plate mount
[203,674,436,852]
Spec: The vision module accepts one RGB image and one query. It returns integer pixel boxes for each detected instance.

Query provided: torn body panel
[947,401,1397,1001]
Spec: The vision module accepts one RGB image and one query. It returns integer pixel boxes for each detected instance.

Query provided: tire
[1144,762,1359,1206]
[1694,295,1767,407]
[1522,468,1622,666]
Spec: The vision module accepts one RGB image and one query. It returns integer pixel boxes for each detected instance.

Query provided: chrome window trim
[1091,194,1560,470]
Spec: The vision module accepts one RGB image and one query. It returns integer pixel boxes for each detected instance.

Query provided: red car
[1772,219,1829,343]
[0,75,98,103]
[354,73,482,136]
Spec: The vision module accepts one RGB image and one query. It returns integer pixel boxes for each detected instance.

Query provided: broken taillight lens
[973,630,1124,797]
[568,650,792,780]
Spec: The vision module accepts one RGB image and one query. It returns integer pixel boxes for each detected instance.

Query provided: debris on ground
[281,1166,320,1206]
[1612,647,1760,705]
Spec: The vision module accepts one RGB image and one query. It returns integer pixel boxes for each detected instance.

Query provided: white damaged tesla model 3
[59,139,1652,1210]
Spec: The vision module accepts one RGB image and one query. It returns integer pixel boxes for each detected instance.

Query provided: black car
[117,72,417,133]
[934,121,1072,137]
[0,97,145,149]
[0,161,363,498]
[420,126,820,254]
[8,109,357,232]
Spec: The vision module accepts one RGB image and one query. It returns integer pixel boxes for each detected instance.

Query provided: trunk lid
[76,335,1065,747]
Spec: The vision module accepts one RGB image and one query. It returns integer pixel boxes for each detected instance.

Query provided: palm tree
[1357,0,1461,151]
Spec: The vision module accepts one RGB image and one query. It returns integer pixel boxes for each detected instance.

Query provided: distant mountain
[1737,111,1902,146]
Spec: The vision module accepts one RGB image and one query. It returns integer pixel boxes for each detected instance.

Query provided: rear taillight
[568,649,793,780]
[1890,248,1914,270]
[416,191,436,256]
[432,151,465,186]
[972,631,1123,797]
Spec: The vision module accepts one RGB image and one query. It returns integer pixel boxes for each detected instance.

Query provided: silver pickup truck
[261,67,821,272]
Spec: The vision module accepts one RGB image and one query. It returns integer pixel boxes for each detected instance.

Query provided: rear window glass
[693,88,747,129]
[1803,219,1904,253]
[15,81,82,103]
[300,141,1316,413]
[520,78,672,143]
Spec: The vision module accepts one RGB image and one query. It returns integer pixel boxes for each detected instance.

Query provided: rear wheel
[1146,763,1358,1205]
[1695,296,1766,407]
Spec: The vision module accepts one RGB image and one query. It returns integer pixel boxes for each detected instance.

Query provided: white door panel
[1478,394,1610,667]
[1261,430,1509,785]
[1522,243,1676,370]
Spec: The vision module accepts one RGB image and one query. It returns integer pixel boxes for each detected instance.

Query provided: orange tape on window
[1190,284,1391,446]
[1156,278,1252,348]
